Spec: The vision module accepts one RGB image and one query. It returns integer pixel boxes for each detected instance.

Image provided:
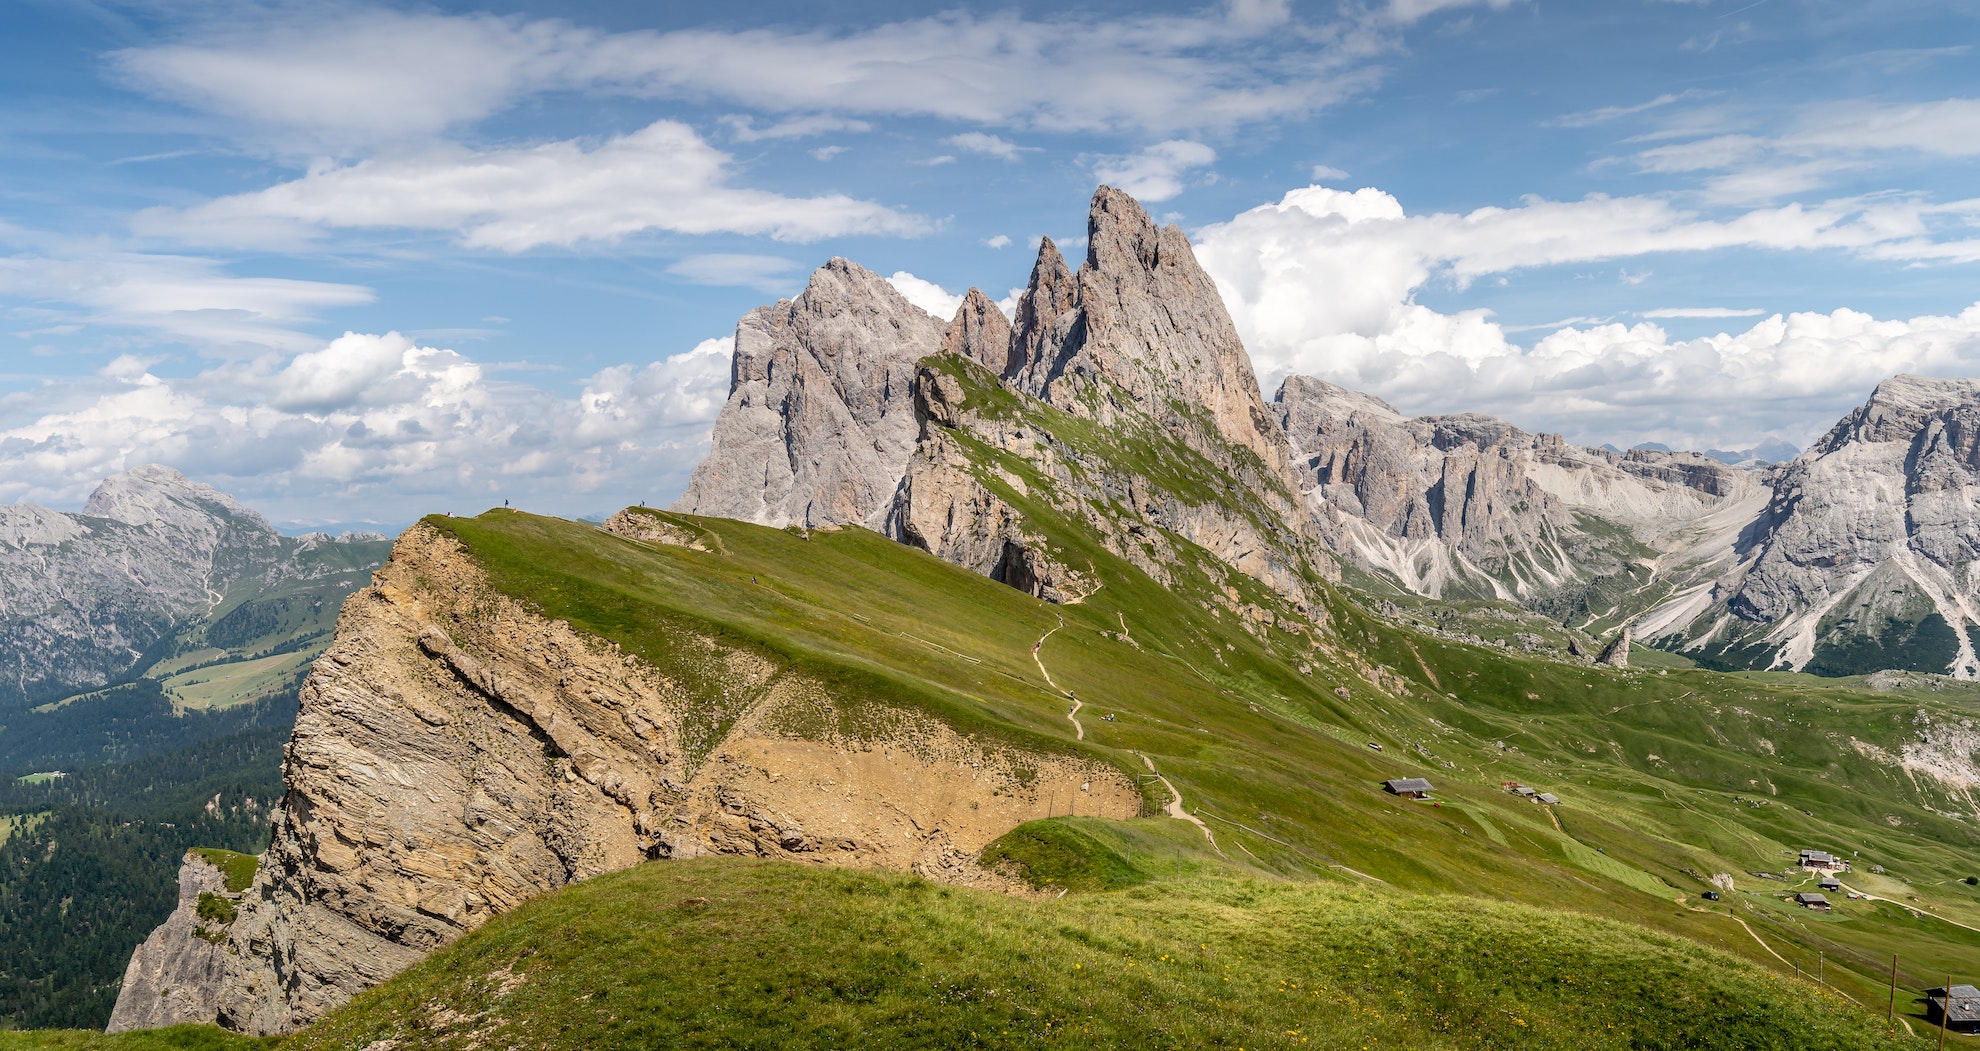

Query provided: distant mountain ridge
[0,465,390,713]
[675,188,1979,679]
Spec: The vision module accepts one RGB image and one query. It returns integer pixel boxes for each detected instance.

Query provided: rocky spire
[672,258,946,530]
[941,287,1014,376]
[1006,236,1080,389]
[1008,187,1295,487]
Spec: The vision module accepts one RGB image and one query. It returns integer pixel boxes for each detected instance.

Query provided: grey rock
[943,287,1014,376]
[0,466,388,708]
[673,258,947,530]
[107,852,237,1032]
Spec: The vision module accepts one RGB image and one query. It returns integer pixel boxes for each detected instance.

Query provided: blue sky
[2,0,1978,527]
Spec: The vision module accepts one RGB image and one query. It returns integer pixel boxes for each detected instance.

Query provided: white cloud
[1093,141,1218,202]
[135,121,929,251]
[983,234,1012,249]
[109,6,1411,147]
[1193,183,1980,448]
[1549,90,1709,128]
[885,272,964,320]
[947,133,1034,162]
[664,254,801,294]
[1640,307,1767,319]
[719,114,872,142]
[1624,98,1980,202]
[0,333,735,524]
[1310,164,1349,181]
[1383,0,1520,24]
[0,247,373,353]
[810,145,850,161]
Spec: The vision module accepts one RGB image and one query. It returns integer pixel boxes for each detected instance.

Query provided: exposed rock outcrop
[1274,375,1764,606]
[1643,375,1980,677]
[144,524,1134,1034]
[672,259,947,530]
[107,852,239,1033]
[1596,625,1631,669]
[1009,188,1298,494]
[943,287,1015,377]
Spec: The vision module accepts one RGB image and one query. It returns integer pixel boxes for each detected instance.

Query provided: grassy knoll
[289,856,1909,1051]
[189,848,259,893]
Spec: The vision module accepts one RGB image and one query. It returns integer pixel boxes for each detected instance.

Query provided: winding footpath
[1135,752,1223,856]
[1032,614,1084,739]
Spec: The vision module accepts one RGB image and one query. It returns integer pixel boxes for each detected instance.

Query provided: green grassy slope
[424,500,1980,1032]
[287,857,1907,1051]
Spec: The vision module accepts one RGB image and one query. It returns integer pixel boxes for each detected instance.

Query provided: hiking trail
[1136,751,1222,856]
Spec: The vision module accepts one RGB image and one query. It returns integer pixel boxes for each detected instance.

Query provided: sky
[2,0,1978,529]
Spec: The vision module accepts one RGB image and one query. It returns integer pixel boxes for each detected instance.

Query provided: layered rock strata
[1641,375,1980,676]
[166,524,1131,1034]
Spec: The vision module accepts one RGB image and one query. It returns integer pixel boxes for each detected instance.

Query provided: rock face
[1273,376,1764,606]
[0,466,388,708]
[672,259,948,530]
[1639,375,1980,676]
[107,852,238,1032]
[943,287,1015,376]
[1010,188,1297,491]
[157,523,1134,1034]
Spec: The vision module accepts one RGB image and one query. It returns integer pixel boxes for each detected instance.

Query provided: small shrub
[195,892,237,927]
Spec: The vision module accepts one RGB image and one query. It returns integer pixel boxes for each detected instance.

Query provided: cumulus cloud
[984,234,1012,249]
[134,121,928,251]
[885,272,965,320]
[1093,141,1218,202]
[0,333,735,525]
[109,6,1400,148]
[1193,183,1980,448]
[718,114,872,142]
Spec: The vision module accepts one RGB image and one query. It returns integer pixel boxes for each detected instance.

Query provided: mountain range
[70,187,1980,1048]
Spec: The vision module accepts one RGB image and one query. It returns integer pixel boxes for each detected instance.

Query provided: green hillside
[403,491,1980,1034]
[274,856,1908,1051]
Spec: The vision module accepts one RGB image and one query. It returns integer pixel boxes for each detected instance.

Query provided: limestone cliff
[1640,375,1980,676]
[130,523,1133,1034]
[1008,188,1299,498]
[106,852,239,1033]
[1273,374,1766,614]
[672,258,947,530]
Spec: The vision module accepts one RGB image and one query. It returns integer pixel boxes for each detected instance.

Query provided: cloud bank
[0,333,734,525]
[1193,184,1980,447]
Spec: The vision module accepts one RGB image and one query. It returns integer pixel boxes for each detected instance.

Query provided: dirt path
[1030,614,1085,741]
[1847,885,1980,935]
[1135,752,1223,856]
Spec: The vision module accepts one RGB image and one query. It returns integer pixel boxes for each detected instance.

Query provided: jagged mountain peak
[672,254,946,530]
[1011,186,1295,483]
[942,286,1013,376]
[1813,372,1980,454]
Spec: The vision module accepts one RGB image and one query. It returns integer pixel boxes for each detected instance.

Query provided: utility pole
[1890,955,1899,1024]
[1818,952,1824,983]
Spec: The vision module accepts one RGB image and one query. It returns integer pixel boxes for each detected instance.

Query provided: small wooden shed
[1383,778,1434,799]
[1794,892,1831,911]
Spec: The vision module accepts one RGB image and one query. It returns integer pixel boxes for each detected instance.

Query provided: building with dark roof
[1794,892,1831,911]
[1536,792,1559,805]
[1927,985,1980,1032]
[1382,778,1434,798]
[1818,875,1840,891]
